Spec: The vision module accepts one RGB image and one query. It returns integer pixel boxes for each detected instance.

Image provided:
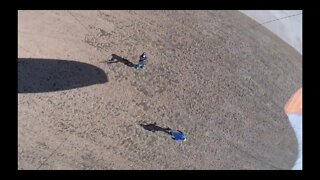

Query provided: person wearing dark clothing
[135,52,148,69]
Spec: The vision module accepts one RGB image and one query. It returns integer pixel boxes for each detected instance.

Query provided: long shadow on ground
[140,122,172,135]
[105,54,135,67]
[18,58,108,93]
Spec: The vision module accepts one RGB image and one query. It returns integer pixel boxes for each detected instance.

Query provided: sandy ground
[18,10,302,170]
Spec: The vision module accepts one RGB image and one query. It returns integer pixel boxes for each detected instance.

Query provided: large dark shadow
[105,54,135,67]
[140,122,172,135]
[18,58,108,93]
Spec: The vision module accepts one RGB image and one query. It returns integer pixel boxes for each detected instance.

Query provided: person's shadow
[140,122,172,135]
[106,54,135,67]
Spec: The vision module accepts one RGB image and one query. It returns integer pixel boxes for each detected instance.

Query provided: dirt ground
[18,10,302,170]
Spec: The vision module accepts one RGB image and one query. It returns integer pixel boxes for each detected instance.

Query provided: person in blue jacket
[171,130,187,142]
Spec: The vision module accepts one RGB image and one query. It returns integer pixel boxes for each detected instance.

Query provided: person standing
[171,130,187,142]
[135,52,148,69]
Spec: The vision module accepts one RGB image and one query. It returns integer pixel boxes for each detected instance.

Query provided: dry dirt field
[18,10,302,170]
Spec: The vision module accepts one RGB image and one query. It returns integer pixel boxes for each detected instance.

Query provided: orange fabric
[285,88,302,115]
